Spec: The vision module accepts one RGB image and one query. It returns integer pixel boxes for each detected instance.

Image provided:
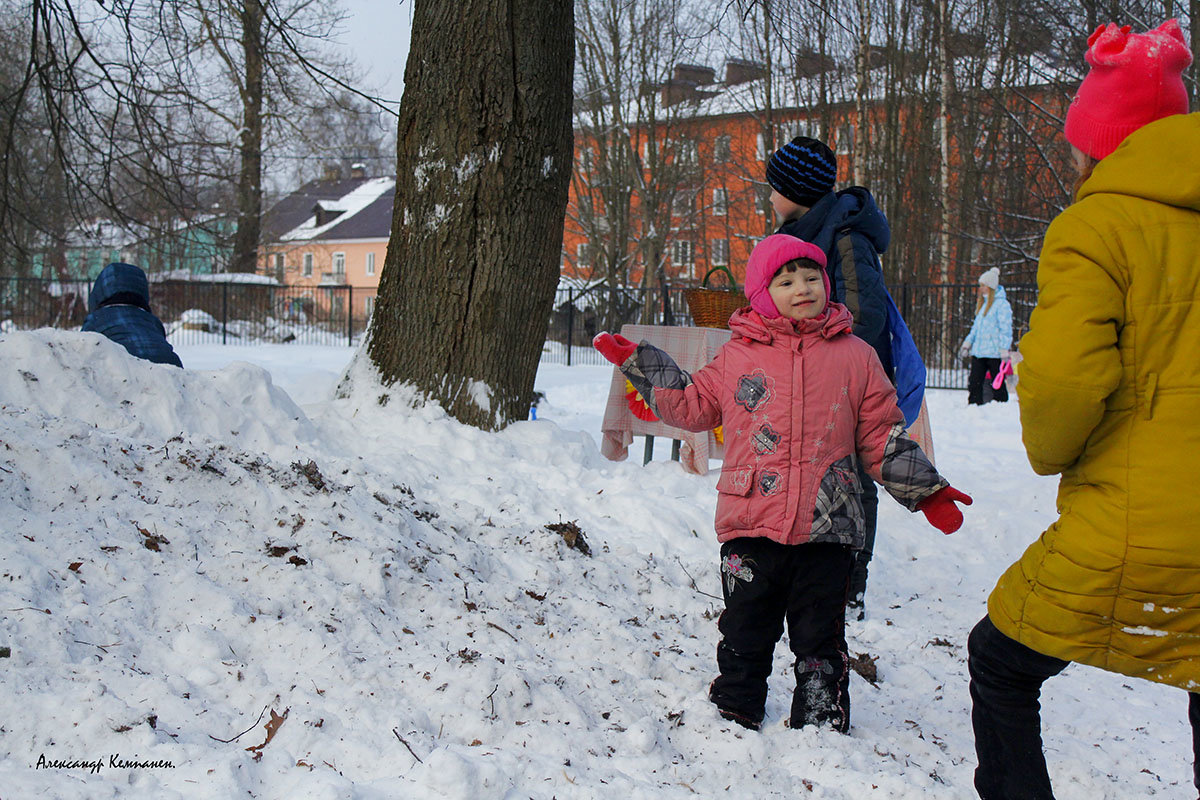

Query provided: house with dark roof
[259,163,394,324]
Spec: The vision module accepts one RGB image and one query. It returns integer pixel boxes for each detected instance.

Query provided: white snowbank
[0,331,1191,799]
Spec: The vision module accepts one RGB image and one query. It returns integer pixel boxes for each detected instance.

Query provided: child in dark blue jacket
[81,262,182,367]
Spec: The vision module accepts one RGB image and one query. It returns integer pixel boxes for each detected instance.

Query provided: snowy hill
[0,330,1191,798]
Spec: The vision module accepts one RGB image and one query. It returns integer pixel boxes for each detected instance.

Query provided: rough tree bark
[363,0,574,430]
[231,0,265,273]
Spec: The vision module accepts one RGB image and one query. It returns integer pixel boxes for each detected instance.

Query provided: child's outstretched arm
[593,332,723,432]
[855,354,971,533]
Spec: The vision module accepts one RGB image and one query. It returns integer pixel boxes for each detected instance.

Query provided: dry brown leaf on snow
[245,708,289,760]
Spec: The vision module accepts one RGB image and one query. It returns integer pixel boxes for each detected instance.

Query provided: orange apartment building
[561,61,873,292]
[561,61,1069,292]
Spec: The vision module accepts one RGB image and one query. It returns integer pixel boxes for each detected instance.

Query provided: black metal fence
[544,281,1038,390]
[0,277,377,346]
[2,276,1035,390]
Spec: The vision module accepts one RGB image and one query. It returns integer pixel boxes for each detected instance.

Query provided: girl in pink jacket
[595,234,970,732]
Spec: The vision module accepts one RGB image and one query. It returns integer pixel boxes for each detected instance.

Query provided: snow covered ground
[0,332,1192,799]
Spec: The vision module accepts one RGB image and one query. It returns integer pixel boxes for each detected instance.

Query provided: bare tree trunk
[853,0,871,186]
[937,0,952,285]
[1191,0,1199,107]
[817,0,832,140]
[363,0,574,430]
[231,0,264,273]
[761,0,776,236]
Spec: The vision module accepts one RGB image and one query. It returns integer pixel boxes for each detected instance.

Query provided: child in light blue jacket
[959,267,1012,404]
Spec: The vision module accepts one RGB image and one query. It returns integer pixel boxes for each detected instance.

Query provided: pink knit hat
[1064,19,1192,161]
[745,234,828,319]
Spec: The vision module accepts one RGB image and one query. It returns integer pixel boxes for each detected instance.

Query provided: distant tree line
[568,0,1198,301]
[0,0,395,279]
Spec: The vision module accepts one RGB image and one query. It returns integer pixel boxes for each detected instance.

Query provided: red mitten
[593,332,637,366]
[916,486,972,534]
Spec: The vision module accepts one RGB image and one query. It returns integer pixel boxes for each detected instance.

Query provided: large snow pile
[0,329,1191,799]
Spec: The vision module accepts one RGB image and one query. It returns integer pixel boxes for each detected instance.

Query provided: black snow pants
[709,537,854,731]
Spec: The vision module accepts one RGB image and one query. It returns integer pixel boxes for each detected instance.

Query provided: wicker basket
[685,266,748,329]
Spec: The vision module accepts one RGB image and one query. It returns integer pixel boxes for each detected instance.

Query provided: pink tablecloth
[600,324,731,475]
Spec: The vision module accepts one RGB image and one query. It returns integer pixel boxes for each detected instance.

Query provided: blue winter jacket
[778,187,891,373]
[962,285,1012,359]
[779,187,925,426]
[81,262,183,367]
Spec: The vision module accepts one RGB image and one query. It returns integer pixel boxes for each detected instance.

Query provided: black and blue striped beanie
[765,136,837,207]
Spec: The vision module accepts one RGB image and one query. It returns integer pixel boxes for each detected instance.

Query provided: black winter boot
[787,655,850,733]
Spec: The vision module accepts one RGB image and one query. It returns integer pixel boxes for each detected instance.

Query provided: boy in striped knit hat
[765,135,901,620]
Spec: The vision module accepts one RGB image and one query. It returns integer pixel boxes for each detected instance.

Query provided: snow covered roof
[63,218,138,249]
[576,51,1074,131]
[265,176,395,244]
[150,270,280,285]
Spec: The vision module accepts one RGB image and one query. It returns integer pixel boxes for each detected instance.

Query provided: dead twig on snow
[393,727,423,763]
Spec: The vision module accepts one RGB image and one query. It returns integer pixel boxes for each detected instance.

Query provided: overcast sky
[336,0,413,108]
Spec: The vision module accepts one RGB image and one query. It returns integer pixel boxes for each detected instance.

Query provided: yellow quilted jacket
[989,113,1200,690]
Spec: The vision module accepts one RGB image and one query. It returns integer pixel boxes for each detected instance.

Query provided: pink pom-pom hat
[1064,19,1192,161]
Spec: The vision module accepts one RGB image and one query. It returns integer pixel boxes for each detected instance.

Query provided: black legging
[968,356,1008,405]
[968,615,1200,799]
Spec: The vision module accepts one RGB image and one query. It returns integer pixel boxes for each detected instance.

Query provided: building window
[365,251,376,276]
[756,133,766,161]
[273,252,284,280]
[677,139,698,165]
[672,190,694,217]
[671,239,694,267]
[873,187,889,214]
[576,242,591,268]
[365,296,376,317]
[837,123,855,155]
[712,188,728,216]
[710,238,729,266]
[786,118,820,142]
[302,253,313,277]
[332,252,346,275]
[714,134,732,163]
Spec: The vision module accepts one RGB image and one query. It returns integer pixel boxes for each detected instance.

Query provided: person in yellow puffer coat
[966,19,1200,800]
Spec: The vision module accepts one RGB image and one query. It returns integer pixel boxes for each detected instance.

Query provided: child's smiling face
[768,265,827,321]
